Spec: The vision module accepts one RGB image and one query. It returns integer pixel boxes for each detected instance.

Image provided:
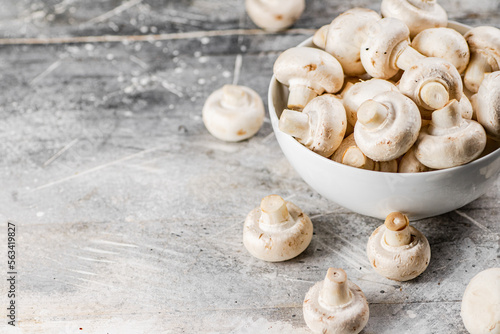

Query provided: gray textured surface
[0,0,499,333]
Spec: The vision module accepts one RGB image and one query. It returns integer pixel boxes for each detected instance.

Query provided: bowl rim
[268,20,500,178]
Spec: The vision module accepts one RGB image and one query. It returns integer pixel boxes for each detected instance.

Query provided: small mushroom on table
[414,99,487,169]
[319,8,381,76]
[245,0,305,32]
[303,268,369,334]
[380,0,448,38]
[354,90,421,161]
[475,71,500,140]
[464,26,500,93]
[279,94,347,157]
[367,212,431,281]
[202,84,265,142]
[243,194,313,262]
[461,267,500,334]
[273,47,344,110]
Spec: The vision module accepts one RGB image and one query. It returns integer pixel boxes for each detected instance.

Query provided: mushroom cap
[303,273,369,334]
[243,196,313,262]
[398,147,433,173]
[313,25,329,49]
[274,47,344,95]
[399,57,463,111]
[343,78,398,127]
[324,8,381,76]
[465,26,500,69]
[374,159,399,172]
[476,71,500,140]
[354,91,421,161]
[202,85,265,142]
[367,223,430,281]
[412,27,470,74]
[281,94,347,157]
[360,18,410,79]
[414,100,487,169]
[461,268,500,334]
[381,0,448,38]
[245,0,305,32]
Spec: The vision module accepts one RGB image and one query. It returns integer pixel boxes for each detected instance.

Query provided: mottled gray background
[0,0,499,333]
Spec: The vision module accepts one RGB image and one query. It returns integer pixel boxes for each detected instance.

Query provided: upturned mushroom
[332,134,398,172]
[274,47,344,110]
[303,268,369,334]
[412,27,470,74]
[380,0,448,38]
[414,99,487,169]
[475,71,500,140]
[360,17,426,79]
[320,8,381,76]
[398,147,433,173]
[342,78,398,127]
[243,194,313,262]
[464,26,500,93]
[461,268,500,334]
[279,94,347,157]
[245,0,305,32]
[354,91,421,161]
[202,84,265,142]
[367,212,431,281]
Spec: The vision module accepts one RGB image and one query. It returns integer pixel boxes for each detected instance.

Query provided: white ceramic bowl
[269,22,500,220]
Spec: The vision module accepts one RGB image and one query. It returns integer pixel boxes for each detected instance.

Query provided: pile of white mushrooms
[275,0,500,173]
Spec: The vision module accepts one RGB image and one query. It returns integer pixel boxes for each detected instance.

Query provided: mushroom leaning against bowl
[243,194,313,262]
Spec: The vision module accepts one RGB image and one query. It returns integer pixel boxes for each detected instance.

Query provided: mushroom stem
[431,100,461,128]
[357,100,389,129]
[221,84,248,107]
[259,195,290,226]
[395,44,425,71]
[342,147,374,170]
[419,81,449,110]
[279,109,310,140]
[464,53,492,93]
[287,84,318,110]
[319,268,352,307]
[384,212,411,246]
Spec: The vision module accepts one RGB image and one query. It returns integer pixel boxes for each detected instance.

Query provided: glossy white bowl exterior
[269,22,500,220]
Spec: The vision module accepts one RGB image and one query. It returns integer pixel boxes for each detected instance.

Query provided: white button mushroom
[461,268,500,334]
[313,24,329,50]
[202,84,265,142]
[354,91,422,161]
[414,99,487,169]
[475,71,500,140]
[411,27,470,74]
[243,194,313,262]
[360,18,426,79]
[279,94,347,157]
[380,0,448,38]
[464,26,500,93]
[398,147,433,173]
[245,0,305,32]
[273,47,344,110]
[303,268,369,334]
[342,78,398,127]
[332,134,398,172]
[321,8,381,76]
[398,57,463,111]
[367,212,431,281]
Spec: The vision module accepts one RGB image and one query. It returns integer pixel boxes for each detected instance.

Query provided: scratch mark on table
[130,55,148,69]
[84,0,143,25]
[161,81,184,98]
[76,255,116,263]
[81,247,120,255]
[43,138,79,167]
[315,239,371,273]
[30,146,161,192]
[91,239,139,248]
[76,277,115,288]
[232,54,243,86]
[30,59,62,85]
[0,28,316,45]
[454,210,492,234]
[69,269,98,276]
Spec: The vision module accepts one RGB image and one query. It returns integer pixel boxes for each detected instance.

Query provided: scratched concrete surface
[0,0,499,333]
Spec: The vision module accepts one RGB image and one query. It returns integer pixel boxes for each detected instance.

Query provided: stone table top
[1,0,499,333]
